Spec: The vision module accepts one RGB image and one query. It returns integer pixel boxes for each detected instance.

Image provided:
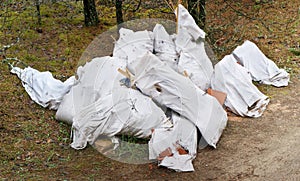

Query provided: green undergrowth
[0,1,174,179]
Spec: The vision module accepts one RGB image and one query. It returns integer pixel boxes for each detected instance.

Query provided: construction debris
[149,113,197,171]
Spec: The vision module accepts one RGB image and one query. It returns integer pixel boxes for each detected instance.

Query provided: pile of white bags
[11,4,290,172]
[129,52,227,148]
[55,57,170,150]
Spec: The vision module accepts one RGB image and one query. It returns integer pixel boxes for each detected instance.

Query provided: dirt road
[194,78,300,180]
[102,78,300,180]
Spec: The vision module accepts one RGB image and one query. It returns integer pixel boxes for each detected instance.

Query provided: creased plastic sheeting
[233,40,290,87]
[153,24,178,71]
[175,4,206,40]
[55,57,169,149]
[11,66,76,110]
[211,55,270,118]
[113,28,153,65]
[149,113,197,172]
[129,52,228,148]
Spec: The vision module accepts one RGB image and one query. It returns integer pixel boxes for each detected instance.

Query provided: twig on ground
[2,57,27,70]
[0,37,20,54]
[225,1,272,33]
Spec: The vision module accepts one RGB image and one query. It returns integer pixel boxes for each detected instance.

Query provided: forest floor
[0,0,299,180]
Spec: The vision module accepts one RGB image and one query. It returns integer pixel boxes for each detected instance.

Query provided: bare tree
[35,0,42,25]
[83,0,99,26]
[115,0,124,25]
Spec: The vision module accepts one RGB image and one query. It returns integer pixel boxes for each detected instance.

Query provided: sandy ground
[194,78,300,180]
[100,77,299,180]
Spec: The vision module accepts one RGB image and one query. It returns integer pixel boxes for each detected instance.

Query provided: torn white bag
[153,24,179,70]
[175,30,214,91]
[233,40,290,87]
[70,86,169,150]
[175,4,206,40]
[11,66,76,110]
[113,28,154,65]
[211,54,270,118]
[129,52,227,148]
[56,56,169,149]
[149,113,198,172]
[56,56,127,124]
[174,5,213,91]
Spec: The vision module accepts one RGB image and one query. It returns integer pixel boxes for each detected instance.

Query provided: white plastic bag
[56,56,127,124]
[175,4,206,40]
[11,66,76,110]
[113,28,154,65]
[129,52,228,148]
[233,40,289,87]
[56,57,169,149]
[70,86,169,149]
[149,113,197,172]
[211,54,270,117]
[153,24,179,70]
[175,30,214,91]
[174,5,214,91]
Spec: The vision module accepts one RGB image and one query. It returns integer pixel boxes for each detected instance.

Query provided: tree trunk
[188,0,206,29]
[35,0,41,26]
[115,0,124,25]
[83,0,99,26]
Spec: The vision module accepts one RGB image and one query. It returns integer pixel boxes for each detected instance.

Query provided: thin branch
[163,0,175,12]
[225,1,272,33]
[131,0,142,12]
[2,57,27,70]
[0,37,20,54]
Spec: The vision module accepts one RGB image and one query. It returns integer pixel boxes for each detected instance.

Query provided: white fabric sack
[233,40,289,87]
[175,4,206,40]
[153,24,179,70]
[152,22,213,91]
[56,56,127,124]
[129,52,228,148]
[113,28,154,65]
[211,54,270,118]
[56,56,169,149]
[11,66,76,110]
[159,152,195,172]
[149,113,197,172]
[71,86,169,149]
[174,5,213,91]
[175,30,214,91]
